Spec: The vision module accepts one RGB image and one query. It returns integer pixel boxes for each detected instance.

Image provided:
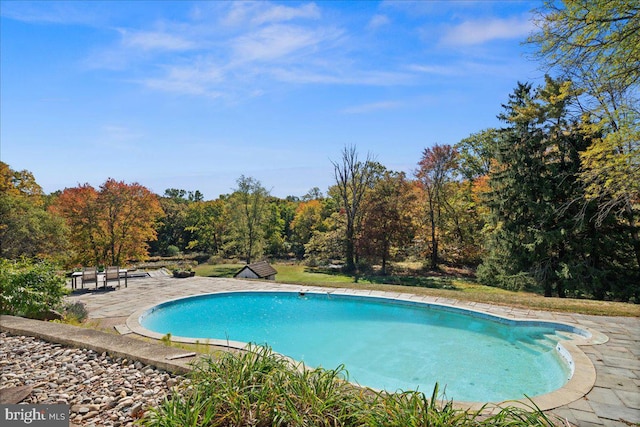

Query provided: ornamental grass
[139,345,564,427]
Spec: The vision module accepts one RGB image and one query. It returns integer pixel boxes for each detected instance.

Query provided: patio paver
[38,273,635,426]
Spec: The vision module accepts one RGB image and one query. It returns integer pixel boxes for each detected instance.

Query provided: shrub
[140,345,562,427]
[62,301,88,323]
[207,255,224,265]
[0,258,67,319]
[165,245,180,257]
[305,256,320,267]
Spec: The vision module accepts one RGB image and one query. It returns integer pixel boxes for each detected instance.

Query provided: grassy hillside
[195,262,640,317]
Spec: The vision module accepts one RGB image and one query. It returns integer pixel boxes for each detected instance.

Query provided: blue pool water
[140,291,574,402]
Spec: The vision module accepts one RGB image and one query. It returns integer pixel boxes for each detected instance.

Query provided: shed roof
[235,261,278,278]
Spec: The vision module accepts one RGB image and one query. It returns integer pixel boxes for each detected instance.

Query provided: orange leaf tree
[415,144,459,270]
[1,162,69,261]
[358,171,417,275]
[51,179,163,266]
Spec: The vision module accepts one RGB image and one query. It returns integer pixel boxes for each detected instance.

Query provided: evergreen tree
[479,82,550,292]
[479,79,639,300]
[529,0,640,268]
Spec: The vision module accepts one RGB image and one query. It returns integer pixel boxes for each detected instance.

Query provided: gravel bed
[0,332,188,426]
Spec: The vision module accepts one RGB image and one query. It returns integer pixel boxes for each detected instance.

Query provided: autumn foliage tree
[415,144,459,270]
[51,179,163,266]
[529,0,640,268]
[0,162,68,261]
[358,171,416,275]
[50,184,101,265]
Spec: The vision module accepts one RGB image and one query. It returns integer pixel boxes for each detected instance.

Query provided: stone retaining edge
[0,315,196,375]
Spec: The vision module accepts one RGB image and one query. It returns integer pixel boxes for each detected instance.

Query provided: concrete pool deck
[8,272,640,426]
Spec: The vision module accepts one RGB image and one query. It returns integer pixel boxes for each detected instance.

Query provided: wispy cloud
[440,16,534,46]
[15,1,534,103]
[219,2,320,28]
[250,3,321,25]
[84,25,202,70]
[96,3,412,97]
[120,29,196,51]
[80,2,360,98]
[231,24,332,63]
[1,1,102,25]
[407,64,462,77]
[368,14,390,30]
[138,62,224,99]
[410,59,534,80]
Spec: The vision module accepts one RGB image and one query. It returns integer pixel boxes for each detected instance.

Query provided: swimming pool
[138,291,587,402]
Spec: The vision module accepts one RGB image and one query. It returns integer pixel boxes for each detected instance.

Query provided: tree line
[1,1,637,301]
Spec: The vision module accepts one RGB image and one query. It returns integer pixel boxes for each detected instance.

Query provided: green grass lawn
[195,262,640,317]
[196,263,372,284]
[196,263,452,287]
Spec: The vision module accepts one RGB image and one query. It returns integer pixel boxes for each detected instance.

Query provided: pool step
[553,331,575,341]
[518,335,556,354]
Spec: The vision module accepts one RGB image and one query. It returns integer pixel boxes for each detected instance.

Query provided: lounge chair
[81,267,98,289]
[103,266,121,288]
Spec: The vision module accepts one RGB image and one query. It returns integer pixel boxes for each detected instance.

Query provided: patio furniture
[104,266,121,288]
[81,267,98,289]
[70,267,129,290]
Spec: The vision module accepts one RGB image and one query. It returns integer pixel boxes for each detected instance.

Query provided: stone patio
[54,272,638,426]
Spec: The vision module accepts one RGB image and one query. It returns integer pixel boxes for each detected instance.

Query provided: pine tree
[479,78,639,300]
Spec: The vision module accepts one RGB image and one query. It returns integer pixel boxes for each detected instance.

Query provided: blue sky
[1,1,543,199]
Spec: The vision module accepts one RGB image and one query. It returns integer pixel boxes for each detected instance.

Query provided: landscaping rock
[0,385,33,404]
[1,332,185,426]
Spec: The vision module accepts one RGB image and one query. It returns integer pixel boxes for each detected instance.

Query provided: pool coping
[126,287,608,412]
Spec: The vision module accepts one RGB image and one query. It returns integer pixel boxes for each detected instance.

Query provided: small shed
[234,261,278,281]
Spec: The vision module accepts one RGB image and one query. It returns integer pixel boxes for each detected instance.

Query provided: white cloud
[409,59,533,80]
[368,14,390,30]
[70,1,421,100]
[232,24,324,63]
[440,16,534,46]
[84,25,199,69]
[121,30,196,51]
[1,2,102,25]
[72,2,532,102]
[221,2,320,28]
[251,3,321,25]
[138,62,225,98]
[407,64,462,76]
